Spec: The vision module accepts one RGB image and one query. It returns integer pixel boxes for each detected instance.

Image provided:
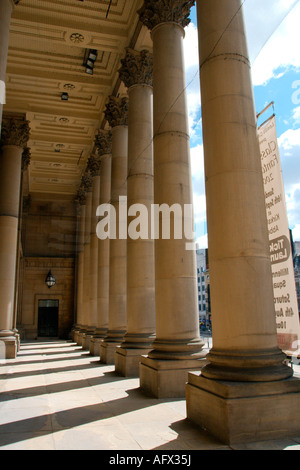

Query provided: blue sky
[184,1,300,247]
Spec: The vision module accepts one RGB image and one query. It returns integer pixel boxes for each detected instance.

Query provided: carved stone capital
[119,49,153,88]
[104,96,128,128]
[94,130,112,156]
[75,188,87,206]
[22,147,31,171]
[80,171,93,192]
[87,154,101,177]
[0,118,30,148]
[22,194,31,213]
[138,0,195,30]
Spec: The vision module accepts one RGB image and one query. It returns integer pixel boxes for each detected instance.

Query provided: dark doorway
[38,300,59,337]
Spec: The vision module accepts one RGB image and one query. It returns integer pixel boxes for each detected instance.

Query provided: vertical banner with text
[258,114,300,355]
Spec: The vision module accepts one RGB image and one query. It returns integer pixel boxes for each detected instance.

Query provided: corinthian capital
[0,118,30,148]
[138,0,195,30]
[87,154,101,177]
[104,96,128,128]
[119,49,153,88]
[22,147,31,171]
[95,130,112,156]
[75,188,87,206]
[80,171,93,193]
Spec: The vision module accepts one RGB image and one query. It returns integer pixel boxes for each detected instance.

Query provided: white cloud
[277,125,300,237]
[183,22,201,140]
[292,224,300,241]
[185,2,300,244]
[246,0,300,85]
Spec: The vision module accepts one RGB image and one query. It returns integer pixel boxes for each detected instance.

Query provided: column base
[139,355,208,398]
[100,341,121,365]
[89,336,105,356]
[73,328,81,344]
[82,330,95,351]
[77,328,87,346]
[0,333,17,359]
[115,347,152,377]
[186,372,300,445]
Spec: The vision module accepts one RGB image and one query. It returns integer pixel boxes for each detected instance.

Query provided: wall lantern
[45,271,56,288]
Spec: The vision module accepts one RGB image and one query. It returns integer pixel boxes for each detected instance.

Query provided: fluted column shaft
[138,1,205,397]
[115,49,156,376]
[100,96,128,364]
[0,117,29,358]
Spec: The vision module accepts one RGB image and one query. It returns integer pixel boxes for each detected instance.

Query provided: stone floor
[0,340,299,451]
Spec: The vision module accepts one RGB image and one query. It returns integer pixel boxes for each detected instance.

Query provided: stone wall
[17,257,75,340]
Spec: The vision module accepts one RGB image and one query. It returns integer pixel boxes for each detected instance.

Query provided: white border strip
[0,81,6,105]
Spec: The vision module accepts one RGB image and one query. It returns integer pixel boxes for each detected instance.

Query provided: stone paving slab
[0,340,299,451]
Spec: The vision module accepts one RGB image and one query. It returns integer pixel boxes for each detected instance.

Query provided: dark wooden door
[38,300,59,337]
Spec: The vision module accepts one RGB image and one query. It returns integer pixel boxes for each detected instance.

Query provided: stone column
[84,155,101,351]
[78,171,93,348]
[90,130,112,356]
[0,1,20,132]
[0,117,30,358]
[115,49,156,376]
[73,189,86,344]
[100,96,128,364]
[13,146,31,351]
[186,0,300,445]
[137,0,205,397]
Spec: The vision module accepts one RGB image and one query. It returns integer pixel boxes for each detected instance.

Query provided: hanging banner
[258,113,300,356]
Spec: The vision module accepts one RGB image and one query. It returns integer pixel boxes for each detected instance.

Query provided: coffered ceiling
[4,0,152,196]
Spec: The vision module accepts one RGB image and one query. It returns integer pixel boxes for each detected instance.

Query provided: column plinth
[186,0,300,444]
[138,2,205,397]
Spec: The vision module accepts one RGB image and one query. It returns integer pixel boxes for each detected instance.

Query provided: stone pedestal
[186,0,300,444]
[186,373,300,445]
